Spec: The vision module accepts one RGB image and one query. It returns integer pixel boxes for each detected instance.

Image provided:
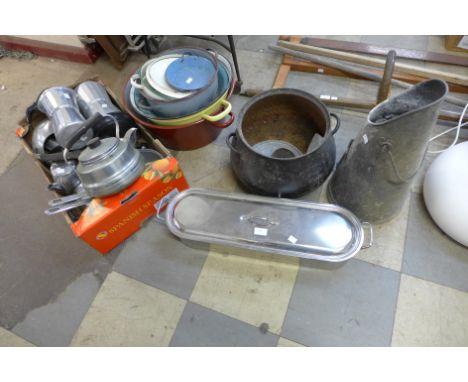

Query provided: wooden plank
[272,35,298,89]
[273,64,291,88]
[291,36,468,67]
[282,56,468,94]
[278,40,468,86]
[445,36,468,53]
[320,97,376,109]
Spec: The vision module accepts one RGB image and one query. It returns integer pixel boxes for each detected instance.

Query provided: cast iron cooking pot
[226,88,340,197]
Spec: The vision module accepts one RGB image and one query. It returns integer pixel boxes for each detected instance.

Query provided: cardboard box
[16,77,189,254]
[445,35,468,53]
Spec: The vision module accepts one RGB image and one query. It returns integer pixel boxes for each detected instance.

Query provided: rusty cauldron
[226,88,340,197]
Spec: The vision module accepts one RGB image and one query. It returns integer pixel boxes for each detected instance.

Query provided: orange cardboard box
[71,157,188,254]
[17,76,189,254]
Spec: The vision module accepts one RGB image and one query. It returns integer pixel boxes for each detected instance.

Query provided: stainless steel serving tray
[165,188,372,262]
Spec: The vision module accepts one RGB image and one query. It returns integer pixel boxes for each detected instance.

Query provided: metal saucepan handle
[209,112,235,129]
[35,150,82,164]
[26,102,40,127]
[361,221,373,249]
[202,100,232,123]
[64,113,104,150]
[226,132,240,154]
[48,192,91,207]
[44,199,90,215]
[47,183,67,194]
[130,74,145,90]
[330,112,341,135]
[45,194,92,215]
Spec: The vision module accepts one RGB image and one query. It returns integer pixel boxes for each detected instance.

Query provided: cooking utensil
[44,192,92,215]
[252,140,302,158]
[227,88,339,197]
[48,161,82,195]
[165,55,216,91]
[129,48,219,118]
[121,58,236,151]
[166,188,372,262]
[75,80,136,139]
[26,86,93,150]
[127,52,232,123]
[131,56,183,101]
[64,113,145,197]
[144,55,191,99]
[76,81,121,117]
[31,119,61,155]
[328,79,448,223]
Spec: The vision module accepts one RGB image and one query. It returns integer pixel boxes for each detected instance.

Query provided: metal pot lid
[79,137,120,165]
[166,188,371,262]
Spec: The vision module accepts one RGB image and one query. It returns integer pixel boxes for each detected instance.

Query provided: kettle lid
[79,136,120,165]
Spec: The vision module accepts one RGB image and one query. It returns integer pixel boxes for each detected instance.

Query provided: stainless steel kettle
[64,114,145,197]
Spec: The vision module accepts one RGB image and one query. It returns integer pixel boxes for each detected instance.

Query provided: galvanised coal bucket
[327,79,448,223]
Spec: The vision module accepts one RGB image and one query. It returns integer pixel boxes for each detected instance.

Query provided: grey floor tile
[170,302,278,347]
[282,259,400,346]
[12,272,101,346]
[235,35,279,52]
[236,50,282,91]
[285,71,351,99]
[346,78,379,102]
[176,143,231,185]
[297,184,324,203]
[113,219,209,300]
[402,192,468,292]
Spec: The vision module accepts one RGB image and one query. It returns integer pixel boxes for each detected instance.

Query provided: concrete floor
[1,35,468,346]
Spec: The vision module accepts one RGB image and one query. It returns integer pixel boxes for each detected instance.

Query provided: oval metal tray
[165,188,372,262]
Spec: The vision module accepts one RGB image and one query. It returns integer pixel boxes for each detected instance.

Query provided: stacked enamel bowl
[122,47,235,150]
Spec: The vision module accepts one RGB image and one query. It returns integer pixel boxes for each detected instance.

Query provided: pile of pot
[226,88,340,197]
[122,47,236,150]
[25,81,163,217]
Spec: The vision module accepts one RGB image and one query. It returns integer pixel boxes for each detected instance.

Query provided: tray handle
[361,222,373,249]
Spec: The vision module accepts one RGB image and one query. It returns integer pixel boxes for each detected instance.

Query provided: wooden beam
[288,36,468,67]
[278,40,468,86]
[273,64,291,88]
